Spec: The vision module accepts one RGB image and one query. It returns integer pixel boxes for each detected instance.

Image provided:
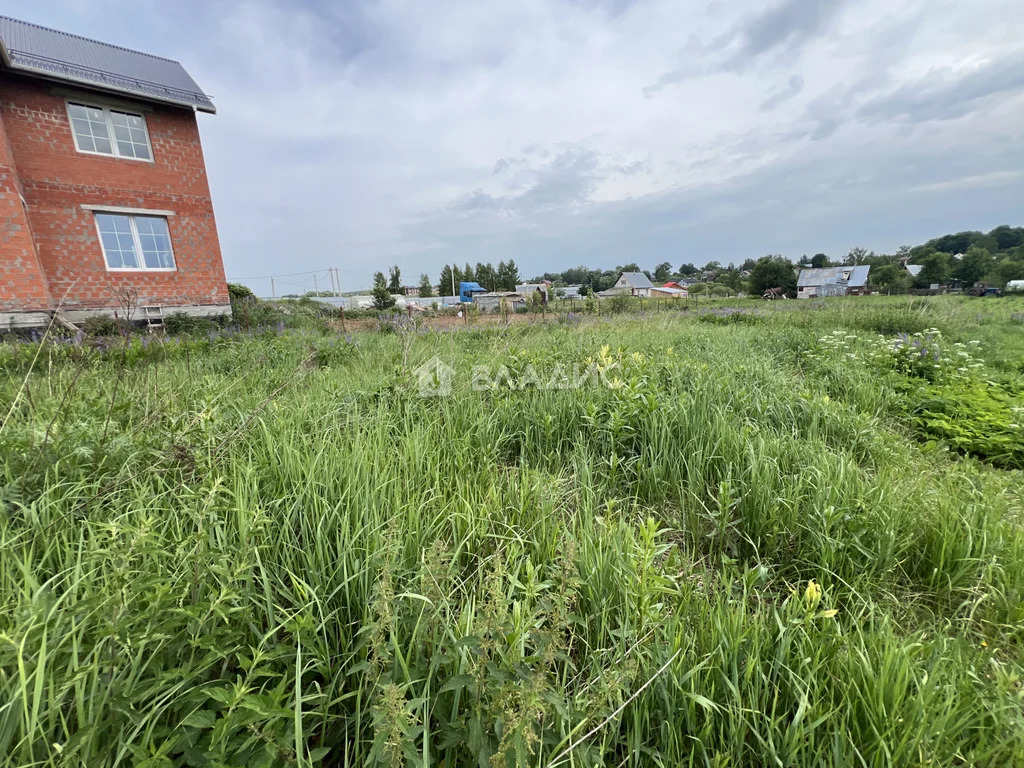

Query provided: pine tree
[462,263,475,283]
[418,273,433,298]
[372,271,396,309]
[439,265,454,296]
[502,259,521,291]
[476,262,497,291]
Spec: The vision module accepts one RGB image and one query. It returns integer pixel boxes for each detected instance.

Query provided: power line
[227,266,374,281]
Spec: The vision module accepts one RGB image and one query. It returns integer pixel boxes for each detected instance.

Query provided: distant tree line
[366,224,1023,302]
[524,225,1024,296]
[436,261,522,295]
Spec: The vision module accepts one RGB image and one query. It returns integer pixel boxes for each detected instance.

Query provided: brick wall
[0,92,51,311]
[0,73,229,315]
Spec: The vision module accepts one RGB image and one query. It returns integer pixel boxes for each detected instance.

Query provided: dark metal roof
[0,15,215,113]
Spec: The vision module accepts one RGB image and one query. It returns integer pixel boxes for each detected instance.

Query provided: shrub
[227,282,255,300]
[607,294,633,314]
[163,311,199,335]
[81,315,131,337]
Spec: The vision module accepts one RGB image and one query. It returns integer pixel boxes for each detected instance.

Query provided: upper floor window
[95,213,175,270]
[67,102,153,161]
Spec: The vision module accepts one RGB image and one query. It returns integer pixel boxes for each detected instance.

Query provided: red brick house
[0,15,229,328]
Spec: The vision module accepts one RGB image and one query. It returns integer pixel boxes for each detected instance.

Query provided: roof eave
[3,61,216,113]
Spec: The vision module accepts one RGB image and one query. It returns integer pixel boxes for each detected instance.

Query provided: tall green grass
[1,296,1023,766]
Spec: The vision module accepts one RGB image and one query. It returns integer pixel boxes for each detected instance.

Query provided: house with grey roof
[0,15,228,328]
[599,272,655,297]
[796,266,871,299]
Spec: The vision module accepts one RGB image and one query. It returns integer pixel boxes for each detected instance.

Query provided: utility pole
[451,265,456,299]
[313,272,319,296]
[271,277,276,298]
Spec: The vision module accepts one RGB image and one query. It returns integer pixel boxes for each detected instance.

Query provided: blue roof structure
[0,15,215,113]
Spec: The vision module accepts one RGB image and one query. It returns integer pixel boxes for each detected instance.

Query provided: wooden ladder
[142,306,164,330]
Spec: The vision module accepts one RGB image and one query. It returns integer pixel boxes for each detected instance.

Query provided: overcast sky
[8,0,1024,292]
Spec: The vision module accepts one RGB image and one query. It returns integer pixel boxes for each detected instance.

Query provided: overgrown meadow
[2,296,1023,767]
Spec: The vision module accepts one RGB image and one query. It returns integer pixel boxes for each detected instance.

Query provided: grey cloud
[412,135,1024,275]
[646,0,846,94]
[734,0,844,60]
[809,119,839,140]
[760,74,805,110]
[451,147,603,215]
[613,159,649,175]
[856,52,1024,124]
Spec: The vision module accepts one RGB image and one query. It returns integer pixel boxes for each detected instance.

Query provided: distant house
[599,272,655,297]
[654,282,688,298]
[515,282,551,302]
[797,266,870,298]
[403,286,420,297]
[475,292,526,312]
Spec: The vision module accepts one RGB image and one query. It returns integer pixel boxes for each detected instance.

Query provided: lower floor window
[95,213,175,270]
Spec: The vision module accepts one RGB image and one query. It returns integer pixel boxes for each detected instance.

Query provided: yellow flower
[804,580,822,610]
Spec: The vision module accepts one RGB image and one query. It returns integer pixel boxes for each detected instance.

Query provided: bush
[230,296,282,328]
[227,282,255,301]
[607,294,634,314]
[163,311,199,335]
[81,315,131,337]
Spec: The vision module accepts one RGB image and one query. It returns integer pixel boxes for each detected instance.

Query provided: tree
[928,231,983,256]
[989,225,1024,251]
[810,253,830,268]
[372,271,396,309]
[871,263,912,294]
[718,269,744,292]
[952,245,996,286]
[845,247,870,265]
[462,263,476,283]
[499,259,521,291]
[388,266,402,294]
[914,251,952,288]
[418,273,433,298]
[438,265,455,296]
[476,262,497,291]
[653,261,673,283]
[748,255,797,296]
[678,263,699,276]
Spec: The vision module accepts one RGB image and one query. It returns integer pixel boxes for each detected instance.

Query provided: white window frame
[94,213,177,272]
[66,100,154,162]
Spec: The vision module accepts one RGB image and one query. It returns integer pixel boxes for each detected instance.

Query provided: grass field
[2,295,1023,767]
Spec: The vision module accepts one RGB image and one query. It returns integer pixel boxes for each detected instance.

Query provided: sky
[6,0,1024,293]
